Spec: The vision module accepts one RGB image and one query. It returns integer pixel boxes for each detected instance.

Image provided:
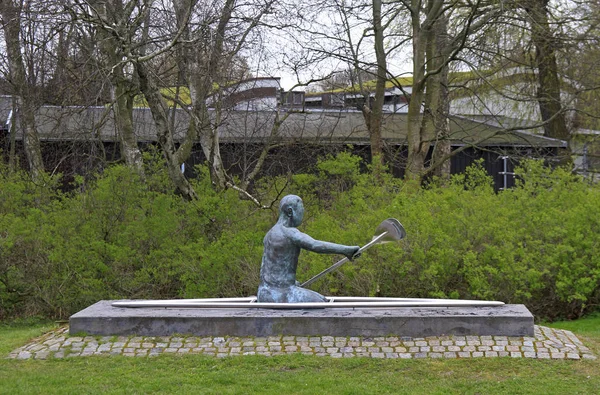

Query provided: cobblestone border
[7,325,596,361]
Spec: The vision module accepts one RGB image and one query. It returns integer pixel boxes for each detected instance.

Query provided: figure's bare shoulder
[281,226,314,246]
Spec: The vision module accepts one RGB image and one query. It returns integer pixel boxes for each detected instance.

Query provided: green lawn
[1,317,599,394]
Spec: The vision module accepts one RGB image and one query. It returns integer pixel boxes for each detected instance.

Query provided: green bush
[1,153,599,321]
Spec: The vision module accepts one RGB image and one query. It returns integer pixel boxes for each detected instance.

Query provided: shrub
[1,154,599,321]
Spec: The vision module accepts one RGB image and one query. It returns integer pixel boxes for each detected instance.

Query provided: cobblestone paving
[7,325,596,360]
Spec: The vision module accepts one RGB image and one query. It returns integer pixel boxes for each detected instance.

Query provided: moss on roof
[305,76,414,97]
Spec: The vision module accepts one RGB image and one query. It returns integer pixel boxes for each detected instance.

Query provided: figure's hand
[346,246,361,260]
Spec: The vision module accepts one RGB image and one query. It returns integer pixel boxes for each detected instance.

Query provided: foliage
[1,153,600,321]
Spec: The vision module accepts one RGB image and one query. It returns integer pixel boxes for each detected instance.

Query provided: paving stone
[34,352,50,359]
[6,324,596,362]
[17,351,32,360]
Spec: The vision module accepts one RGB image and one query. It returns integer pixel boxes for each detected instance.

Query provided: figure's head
[279,195,304,227]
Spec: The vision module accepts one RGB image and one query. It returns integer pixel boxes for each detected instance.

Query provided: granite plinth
[69,300,534,337]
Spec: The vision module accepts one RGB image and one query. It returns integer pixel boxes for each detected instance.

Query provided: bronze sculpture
[257,195,360,303]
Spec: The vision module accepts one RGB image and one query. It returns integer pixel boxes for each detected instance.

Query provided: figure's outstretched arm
[288,229,359,259]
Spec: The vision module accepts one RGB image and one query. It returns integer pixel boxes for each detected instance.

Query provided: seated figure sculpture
[257,195,360,303]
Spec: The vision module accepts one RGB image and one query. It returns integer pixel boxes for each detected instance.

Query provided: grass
[544,312,600,336]
[1,316,599,394]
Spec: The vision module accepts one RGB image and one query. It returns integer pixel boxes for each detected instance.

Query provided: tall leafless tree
[1,0,44,179]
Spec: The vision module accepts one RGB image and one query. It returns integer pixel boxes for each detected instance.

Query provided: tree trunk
[193,103,228,189]
[175,0,231,189]
[8,96,17,172]
[405,0,445,181]
[429,12,451,180]
[405,0,429,180]
[524,0,569,142]
[1,1,44,179]
[96,0,145,176]
[136,62,198,200]
[370,0,385,166]
[111,77,144,176]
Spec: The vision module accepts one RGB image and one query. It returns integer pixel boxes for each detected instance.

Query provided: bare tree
[68,0,148,176]
[0,0,44,178]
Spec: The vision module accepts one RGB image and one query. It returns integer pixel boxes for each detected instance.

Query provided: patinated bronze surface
[257,195,359,303]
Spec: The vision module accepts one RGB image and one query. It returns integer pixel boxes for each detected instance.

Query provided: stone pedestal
[69,300,534,337]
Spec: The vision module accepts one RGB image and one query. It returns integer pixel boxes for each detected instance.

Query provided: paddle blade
[373,218,406,243]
